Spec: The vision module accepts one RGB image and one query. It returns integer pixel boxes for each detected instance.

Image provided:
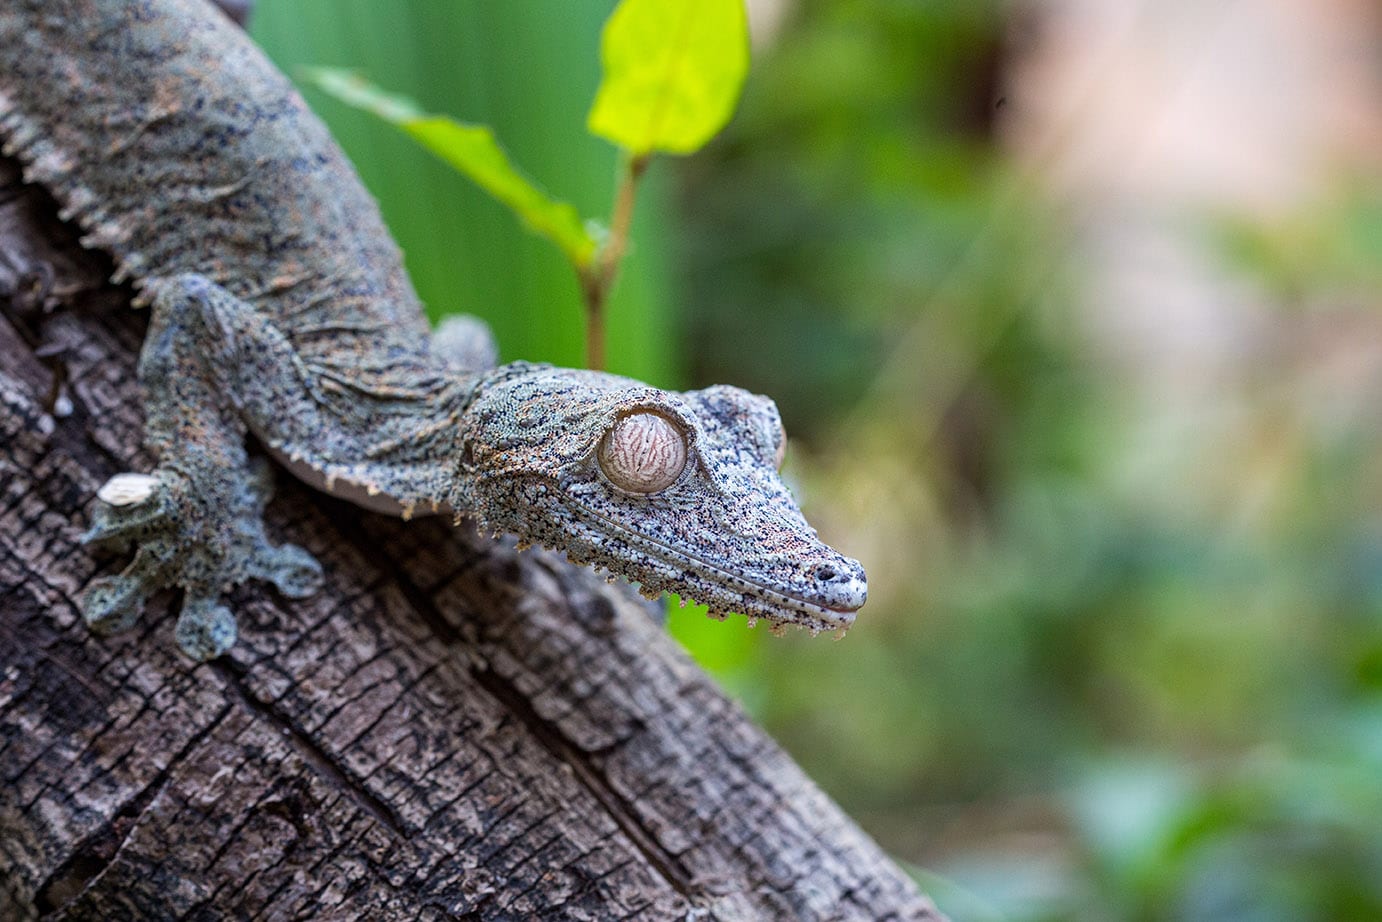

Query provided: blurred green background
[253,1,1382,919]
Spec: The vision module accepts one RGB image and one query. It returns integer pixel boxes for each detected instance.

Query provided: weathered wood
[0,163,942,920]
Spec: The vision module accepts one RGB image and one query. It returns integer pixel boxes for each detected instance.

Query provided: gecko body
[0,0,866,659]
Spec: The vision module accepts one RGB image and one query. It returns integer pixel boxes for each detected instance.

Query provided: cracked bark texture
[0,159,943,920]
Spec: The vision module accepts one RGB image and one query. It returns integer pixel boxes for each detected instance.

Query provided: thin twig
[579,152,650,371]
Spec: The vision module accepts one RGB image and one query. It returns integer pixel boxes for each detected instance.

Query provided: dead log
[0,156,942,920]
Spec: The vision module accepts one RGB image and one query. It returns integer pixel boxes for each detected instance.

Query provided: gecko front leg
[81,275,323,660]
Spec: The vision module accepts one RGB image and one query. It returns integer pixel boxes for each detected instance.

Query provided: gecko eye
[598,412,687,494]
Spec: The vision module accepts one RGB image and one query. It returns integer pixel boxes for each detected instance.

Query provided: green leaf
[306,67,597,267]
[587,0,749,156]
[400,118,598,266]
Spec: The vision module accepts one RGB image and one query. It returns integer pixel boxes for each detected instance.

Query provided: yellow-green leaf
[587,0,749,156]
[306,68,596,267]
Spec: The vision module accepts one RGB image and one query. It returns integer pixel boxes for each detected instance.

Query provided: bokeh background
[251,1,1382,918]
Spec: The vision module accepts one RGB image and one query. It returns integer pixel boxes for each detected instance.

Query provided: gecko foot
[80,458,323,660]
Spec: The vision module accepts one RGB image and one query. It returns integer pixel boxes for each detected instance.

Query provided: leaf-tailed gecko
[0,0,866,660]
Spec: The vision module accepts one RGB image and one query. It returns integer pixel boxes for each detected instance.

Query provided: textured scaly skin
[0,0,866,659]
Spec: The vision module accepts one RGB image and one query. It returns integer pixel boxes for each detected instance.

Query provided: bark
[0,160,943,920]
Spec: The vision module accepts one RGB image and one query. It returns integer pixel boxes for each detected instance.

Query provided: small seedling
[309,0,750,371]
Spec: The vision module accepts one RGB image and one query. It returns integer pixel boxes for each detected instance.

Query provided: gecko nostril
[815,566,837,582]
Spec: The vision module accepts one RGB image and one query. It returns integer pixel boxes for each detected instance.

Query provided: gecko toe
[84,491,166,548]
[245,457,277,509]
[175,597,237,661]
[82,470,187,551]
[80,573,150,634]
[80,545,167,634]
[254,542,324,599]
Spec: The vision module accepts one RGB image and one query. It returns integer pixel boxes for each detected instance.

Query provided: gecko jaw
[564,500,865,632]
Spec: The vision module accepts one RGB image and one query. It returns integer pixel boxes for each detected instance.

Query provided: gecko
[0,0,867,661]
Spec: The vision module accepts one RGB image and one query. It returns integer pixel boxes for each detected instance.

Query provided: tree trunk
[0,157,942,920]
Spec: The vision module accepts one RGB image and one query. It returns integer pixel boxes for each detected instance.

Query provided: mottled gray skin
[0,0,866,660]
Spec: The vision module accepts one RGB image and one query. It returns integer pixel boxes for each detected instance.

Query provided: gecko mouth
[565,501,862,630]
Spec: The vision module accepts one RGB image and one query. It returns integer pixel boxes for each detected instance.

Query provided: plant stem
[579,152,649,371]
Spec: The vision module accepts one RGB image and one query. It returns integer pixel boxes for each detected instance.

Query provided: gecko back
[0,0,433,371]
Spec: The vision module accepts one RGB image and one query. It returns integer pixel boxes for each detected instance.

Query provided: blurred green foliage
[675,1,1382,919]
[1215,188,1382,309]
[257,1,1382,919]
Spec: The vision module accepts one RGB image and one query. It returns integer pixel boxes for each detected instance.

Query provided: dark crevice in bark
[32,706,228,917]
[467,662,696,901]
[212,658,407,838]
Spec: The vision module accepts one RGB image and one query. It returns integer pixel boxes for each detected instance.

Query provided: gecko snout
[812,557,868,612]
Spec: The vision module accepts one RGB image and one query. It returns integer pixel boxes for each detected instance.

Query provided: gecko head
[460,364,867,634]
